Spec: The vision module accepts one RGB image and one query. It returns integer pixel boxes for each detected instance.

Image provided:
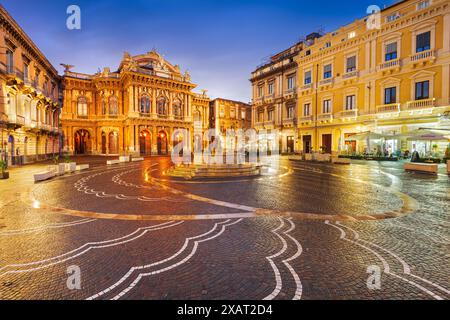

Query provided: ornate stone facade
[61,51,210,156]
[210,98,251,134]
[0,5,61,165]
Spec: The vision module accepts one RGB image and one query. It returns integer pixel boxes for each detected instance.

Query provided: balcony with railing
[284,88,297,96]
[406,98,436,110]
[139,112,152,118]
[317,113,333,122]
[264,119,275,126]
[40,124,52,132]
[377,103,401,113]
[319,78,334,87]
[299,115,314,123]
[336,109,359,118]
[7,114,25,126]
[301,83,313,91]
[410,50,435,63]
[265,94,275,101]
[379,59,401,71]
[342,71,359,79]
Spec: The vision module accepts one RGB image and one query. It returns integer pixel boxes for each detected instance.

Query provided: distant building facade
[250,40,311,154]
[0,5,62,165]
[209,98,251,134]
[61,51,210,156]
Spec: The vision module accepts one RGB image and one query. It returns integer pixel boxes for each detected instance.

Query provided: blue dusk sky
[2,0,398,102]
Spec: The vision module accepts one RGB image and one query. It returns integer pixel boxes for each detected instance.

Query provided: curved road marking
[336,222,450,296]
[263,218,287,301]
[87,219,243,300]
[0,221,183,277]
[282,218,303,300]
[0,218,96,236]
[325,220,443,300]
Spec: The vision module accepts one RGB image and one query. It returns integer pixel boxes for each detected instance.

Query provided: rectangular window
[323,64,332,79]
[385,42,398,61]
[416,31,431,53]
[303,103,311,116]
[268,110,274,121]
[241,110,246,120]
[230,108,236,119]
[346,56,356,73]
[386,13,400,22]
[287,76,295,90]
[415,81,430,100]
[287,105,295,119]
[417,0,431,10]
[304,71,312,85]
[23,63,29,80]
[258,86,263,97]
[384,87,397,104]
[258,112,264,122]
[346,95,356,110]
[6,50,14,73]
[323,100,332,114]
[268,82,274,95]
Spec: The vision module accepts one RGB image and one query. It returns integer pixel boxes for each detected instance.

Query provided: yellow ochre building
[252,0,450,156]
[61,51,210,156]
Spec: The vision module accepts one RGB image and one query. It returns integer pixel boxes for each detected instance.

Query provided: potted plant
[0,159,9,180]
[64,153,76,173]
[48,155,65,176]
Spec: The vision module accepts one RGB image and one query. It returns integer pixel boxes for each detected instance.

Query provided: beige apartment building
[250,40,313,154]
[0,5,61,165]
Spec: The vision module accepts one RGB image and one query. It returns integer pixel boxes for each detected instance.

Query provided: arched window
[157,97,167,115]
[101,99,107,115]
[77,97,88,117]
[109,96,118,115]
[194,110,201,122]
[140,95,151,114]
[45,108,52,125]
[53,110,59,127]
[173,100,182,118]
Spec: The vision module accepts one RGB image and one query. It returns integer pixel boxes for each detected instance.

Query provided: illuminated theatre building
[61,50,210,156]
[0,5,62,165]
[252,0,450,155]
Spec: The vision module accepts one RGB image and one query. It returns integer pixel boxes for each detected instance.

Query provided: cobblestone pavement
[0,156,448,300]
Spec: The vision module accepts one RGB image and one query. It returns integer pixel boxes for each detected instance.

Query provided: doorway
[303,135,312,154]
[287,136,294,154]
[109,132,119,155]
[139,130,152,156]
[157,131,168,155]
[74,130,90,155]
[322,134,332,154]
[101,132,107,154]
